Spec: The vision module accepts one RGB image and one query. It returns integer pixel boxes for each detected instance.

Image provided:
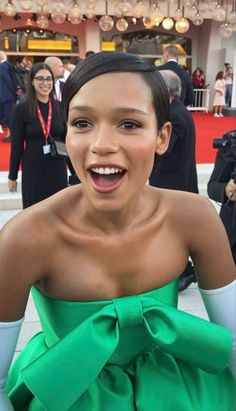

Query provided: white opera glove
[0,318,23,410]
[199,280,236,378]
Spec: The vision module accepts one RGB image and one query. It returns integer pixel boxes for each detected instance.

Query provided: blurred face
[32,69,53,100]
[52,58,65,80]
[67,72,170,211]
[163,50,168,63]
[21,57,27,67]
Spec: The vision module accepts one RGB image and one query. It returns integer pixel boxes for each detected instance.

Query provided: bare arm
[186,197,236,377]
[185,196,235,289]
[0,213,46,409]
[0,211,51,321]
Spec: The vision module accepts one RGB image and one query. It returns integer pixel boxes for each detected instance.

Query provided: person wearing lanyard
[8,62,68,209]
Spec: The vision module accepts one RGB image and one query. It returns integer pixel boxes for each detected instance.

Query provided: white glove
[0,318,23,410]
[200,280,236,378]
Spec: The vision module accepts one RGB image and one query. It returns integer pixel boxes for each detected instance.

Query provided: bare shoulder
[173,191,221,232]
[172,190,217,221]
[155,189,235,287]
[157,189,236,288]
[0,187,80,320]
[0,187,78,254]
[159,189,223,241]
[0,203,54,279]
[0,202,54,320]
[154,188,216,223]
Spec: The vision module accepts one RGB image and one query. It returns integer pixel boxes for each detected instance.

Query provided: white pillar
[83,20,101,57]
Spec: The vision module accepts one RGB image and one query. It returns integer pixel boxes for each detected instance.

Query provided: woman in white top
[213,71,225,117]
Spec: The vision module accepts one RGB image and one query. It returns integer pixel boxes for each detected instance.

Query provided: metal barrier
[188,88,210,112]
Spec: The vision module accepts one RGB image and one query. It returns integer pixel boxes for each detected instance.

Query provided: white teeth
[91,167,123,175]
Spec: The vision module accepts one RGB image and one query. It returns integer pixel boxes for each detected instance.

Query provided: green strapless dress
[6,281,235,411]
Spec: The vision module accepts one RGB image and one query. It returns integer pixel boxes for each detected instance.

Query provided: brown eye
[119,120,141,130]
[71,119,93,129]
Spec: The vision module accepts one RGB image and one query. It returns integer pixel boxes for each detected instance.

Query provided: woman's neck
[36,95,50,103]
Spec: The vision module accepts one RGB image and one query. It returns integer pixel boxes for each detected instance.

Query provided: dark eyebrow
[69,105,148,116]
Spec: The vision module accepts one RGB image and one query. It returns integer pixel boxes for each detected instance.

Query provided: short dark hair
[15,56,25,64]
[85,51,95,58]
[63,51,170,131]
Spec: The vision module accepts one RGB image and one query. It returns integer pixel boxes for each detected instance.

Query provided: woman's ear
[155,121,172,155]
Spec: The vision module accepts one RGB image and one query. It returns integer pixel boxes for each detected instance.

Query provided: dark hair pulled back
[63,51,170,130]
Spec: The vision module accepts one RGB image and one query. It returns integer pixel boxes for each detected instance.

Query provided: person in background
[149,70,198,292]
[158,45,194,107]
[85,50,95,58]
[192,67,206,107]
[62,58,76,81]
[62,58,71,80]
[8,62,68,209]
[0,51,18,142]
[224,67,233,107]
[213,71,225,117]
[44,56,65,101]
[208,147,236,265]
[0,51,235,410]
[14,55,29,103]
[26,59,32,70]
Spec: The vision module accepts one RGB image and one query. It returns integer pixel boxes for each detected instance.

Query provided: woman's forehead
[72,71,153,101]
[35,69,51,76]
[68,73,155,116]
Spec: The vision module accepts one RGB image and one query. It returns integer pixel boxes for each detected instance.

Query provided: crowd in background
[0,52,79,140]
[190,62,233,114]
[0,50,234,141]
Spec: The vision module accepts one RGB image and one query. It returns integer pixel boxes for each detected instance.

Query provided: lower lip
[88,172,126,194]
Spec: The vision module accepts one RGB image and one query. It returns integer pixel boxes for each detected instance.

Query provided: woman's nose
[91,125,118,155]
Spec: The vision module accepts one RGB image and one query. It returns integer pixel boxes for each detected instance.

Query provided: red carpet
[192,112,236,164]
[0,113,235,171]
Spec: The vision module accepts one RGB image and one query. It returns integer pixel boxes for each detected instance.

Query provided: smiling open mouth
[88,166,127,193]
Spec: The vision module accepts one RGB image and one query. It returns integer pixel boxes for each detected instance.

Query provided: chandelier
[0,0,235,38]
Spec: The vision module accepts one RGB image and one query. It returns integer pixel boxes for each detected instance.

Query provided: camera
[213,130,236,160]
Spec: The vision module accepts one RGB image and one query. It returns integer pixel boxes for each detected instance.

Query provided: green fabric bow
[21,295,232,411]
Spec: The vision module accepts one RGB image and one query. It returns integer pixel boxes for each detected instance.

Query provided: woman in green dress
[0,52,235,410]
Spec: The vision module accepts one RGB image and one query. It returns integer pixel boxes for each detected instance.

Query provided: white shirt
[55,80,62,101]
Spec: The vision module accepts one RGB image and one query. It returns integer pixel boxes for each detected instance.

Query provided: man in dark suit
[149,70,198,291]
[207,149,236,265]
[0,51,17,141]
[158,45,194,107]
[14,56,29,102]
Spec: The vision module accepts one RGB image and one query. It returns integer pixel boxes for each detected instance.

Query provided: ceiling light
[116,17,128,31]
[175,17,190,33]
[219,21,233,37]
[192,11,204,25]
[162,17,174,30]
[99,1,114,31]
[4,0,17,17]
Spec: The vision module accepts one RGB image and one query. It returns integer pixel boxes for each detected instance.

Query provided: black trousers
[231,243,236,265]
[0,100,15,128]
[180,260,196,280]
